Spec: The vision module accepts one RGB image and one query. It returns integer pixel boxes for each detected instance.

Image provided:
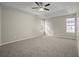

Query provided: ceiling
[0,2,79,19]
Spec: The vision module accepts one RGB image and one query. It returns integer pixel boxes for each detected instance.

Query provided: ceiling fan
[32,2,50,11]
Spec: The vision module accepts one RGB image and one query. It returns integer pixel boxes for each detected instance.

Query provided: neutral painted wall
[45,14,76,39]
[0,6,1,45]
[76,11,79,56]
[1,6,42,44]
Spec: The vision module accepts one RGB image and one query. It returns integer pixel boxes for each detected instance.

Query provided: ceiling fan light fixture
[39,8,44,11]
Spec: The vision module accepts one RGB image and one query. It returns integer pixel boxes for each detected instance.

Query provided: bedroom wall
[76,11,79,56]
[0,6,1,45]
[1,6,43,45]
[45,14,76,39]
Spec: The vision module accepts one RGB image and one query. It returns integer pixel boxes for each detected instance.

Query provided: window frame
[66,18,75,33]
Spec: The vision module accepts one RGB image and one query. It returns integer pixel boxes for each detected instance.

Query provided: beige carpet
[0,36,78,57]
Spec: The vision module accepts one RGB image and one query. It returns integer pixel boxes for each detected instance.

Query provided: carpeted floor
[0,36,78,57]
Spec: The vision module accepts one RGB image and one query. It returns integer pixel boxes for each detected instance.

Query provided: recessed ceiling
[0,2,79,18]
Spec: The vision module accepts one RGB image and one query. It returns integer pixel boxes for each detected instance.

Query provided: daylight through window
[66,18,75,33]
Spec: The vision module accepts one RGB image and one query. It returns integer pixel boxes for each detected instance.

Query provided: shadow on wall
[40,19,54,36]
[45,20,54,36]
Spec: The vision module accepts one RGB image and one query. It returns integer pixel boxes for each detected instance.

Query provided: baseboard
[0,33,43,46]
[53,35,76,39]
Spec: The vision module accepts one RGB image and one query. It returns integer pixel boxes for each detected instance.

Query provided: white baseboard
[53,35,76,39]
[0,33,43,46]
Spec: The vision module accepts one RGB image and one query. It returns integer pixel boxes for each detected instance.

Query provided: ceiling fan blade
[32,7,39,9]
[35,2,40,6]
[45,4,50,7]
[44,8,49,11]
[39,2,43,7]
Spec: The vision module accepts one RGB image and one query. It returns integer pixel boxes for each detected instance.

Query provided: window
[66,18,75,33]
